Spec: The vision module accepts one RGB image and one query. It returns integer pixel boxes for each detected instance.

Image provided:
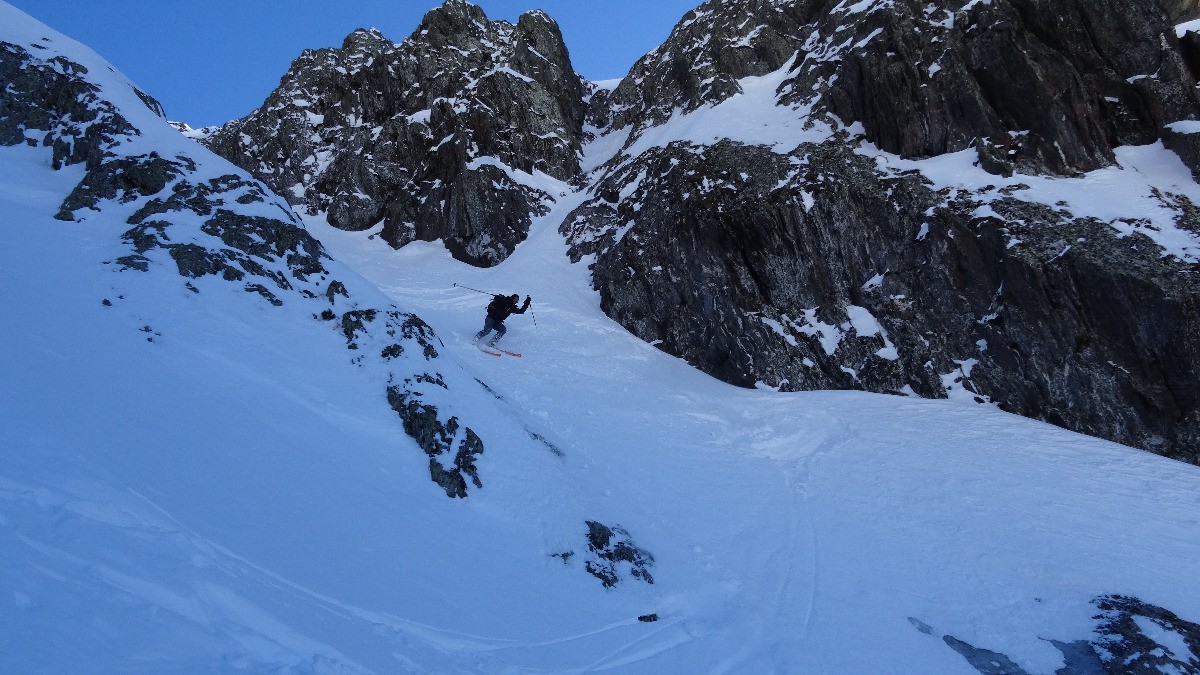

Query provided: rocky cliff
[566,0,1200,462]
[203,0,586,267]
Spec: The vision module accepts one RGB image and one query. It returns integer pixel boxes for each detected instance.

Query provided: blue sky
[9,0,701,127]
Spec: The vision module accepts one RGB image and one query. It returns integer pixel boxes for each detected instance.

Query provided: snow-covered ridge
[168,120,221,141]
[0,2,165,131]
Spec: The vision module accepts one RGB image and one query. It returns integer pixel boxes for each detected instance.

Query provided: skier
[474,293,531,347]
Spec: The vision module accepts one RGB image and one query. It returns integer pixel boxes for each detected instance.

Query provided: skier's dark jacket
[487,295,530,323]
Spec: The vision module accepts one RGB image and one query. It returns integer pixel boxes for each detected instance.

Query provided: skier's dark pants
[476,316,506,345]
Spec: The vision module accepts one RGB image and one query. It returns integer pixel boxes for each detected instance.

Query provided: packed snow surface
[3,2,1200,673]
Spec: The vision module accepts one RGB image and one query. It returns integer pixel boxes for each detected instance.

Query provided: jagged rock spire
[204,0,587,267]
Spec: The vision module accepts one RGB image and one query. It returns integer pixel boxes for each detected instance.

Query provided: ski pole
[453,282,495,296]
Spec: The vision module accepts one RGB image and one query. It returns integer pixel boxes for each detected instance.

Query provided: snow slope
[306,183,1200,674]
[3,2,1200,673]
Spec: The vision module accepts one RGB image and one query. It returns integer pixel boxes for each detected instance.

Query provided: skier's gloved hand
[523,295,531,306]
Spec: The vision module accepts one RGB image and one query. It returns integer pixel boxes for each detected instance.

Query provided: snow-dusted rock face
[1,29,494,500]
[167,120,220,141]
[548,521,657,588]
[590,0,808,137]
[0,40,144,168]
[568,0,1200,462]
[599,0,1199,177]
[203,0,586,267]
[814,0,1200,176]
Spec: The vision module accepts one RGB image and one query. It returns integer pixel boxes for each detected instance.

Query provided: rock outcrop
[815,0,1198,176]
[0,41,141,169]
[204,0,587,266]
[917,594,1200,674]
[551,521,656,588]
[1165,0,1200,21]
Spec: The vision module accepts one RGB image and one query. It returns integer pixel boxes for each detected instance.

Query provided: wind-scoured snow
[4,3,1200,674]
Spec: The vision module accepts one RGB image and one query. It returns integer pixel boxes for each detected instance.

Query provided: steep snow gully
[3,1,1200,673]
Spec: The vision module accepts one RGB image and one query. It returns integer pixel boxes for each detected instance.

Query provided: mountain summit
[205,1,587,266]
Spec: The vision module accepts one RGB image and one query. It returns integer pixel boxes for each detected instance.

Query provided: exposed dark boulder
[1163,0,1200,22]
[387,382,485,499]
[549,520,656,588]
[583,520,655,588]
[1163,122,1200,179]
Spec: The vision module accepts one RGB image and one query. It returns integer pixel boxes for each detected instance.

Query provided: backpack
[487,295,507,319]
